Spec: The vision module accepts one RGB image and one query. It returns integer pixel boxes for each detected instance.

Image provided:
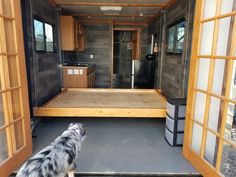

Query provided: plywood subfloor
[34,89,167,117]
[48,89,166,109]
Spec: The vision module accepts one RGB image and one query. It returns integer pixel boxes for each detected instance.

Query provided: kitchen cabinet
[62,65,95,88]
[75,20,85,51]
[60,16,85,51]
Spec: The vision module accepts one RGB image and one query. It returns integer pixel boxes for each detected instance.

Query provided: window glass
[176,21,185,53]
[45,23,54,52]
[167,26,176,52]
[34,19,54,52]
[34,19,45,51]
[167,20,185,54]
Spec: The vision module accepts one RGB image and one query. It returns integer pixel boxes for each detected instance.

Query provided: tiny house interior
[0,0,236,177]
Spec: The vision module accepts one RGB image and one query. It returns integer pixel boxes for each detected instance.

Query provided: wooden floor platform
[33,88,167,118]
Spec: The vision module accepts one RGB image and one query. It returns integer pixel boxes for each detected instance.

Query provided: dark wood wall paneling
[22,0,61,107]
[148,0,195,98]
[63,25,147,88]
[63,24,112,88]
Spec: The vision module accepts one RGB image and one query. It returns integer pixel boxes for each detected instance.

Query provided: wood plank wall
[63,24,147,88]
[63,24,112,88]
[148,0,195,98]
[21,0,61,107]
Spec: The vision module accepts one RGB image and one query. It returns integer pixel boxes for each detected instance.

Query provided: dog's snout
[82,128,86,136]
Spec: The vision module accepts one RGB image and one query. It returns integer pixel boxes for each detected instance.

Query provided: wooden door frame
[111,27,142,87]
[0,0,32,176]
[183,0,236,176]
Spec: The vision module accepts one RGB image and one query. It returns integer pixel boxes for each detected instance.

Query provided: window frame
[33,17,55,53]
[166,18,186,54]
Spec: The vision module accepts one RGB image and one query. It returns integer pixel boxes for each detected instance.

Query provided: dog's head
[68,123,86,140]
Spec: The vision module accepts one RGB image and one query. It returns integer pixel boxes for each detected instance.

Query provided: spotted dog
[16,123,86,177]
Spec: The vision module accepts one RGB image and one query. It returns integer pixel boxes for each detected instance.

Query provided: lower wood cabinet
[62,66,95,88]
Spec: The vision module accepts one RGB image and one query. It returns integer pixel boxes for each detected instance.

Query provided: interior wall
[63,24,148,88]
[148,0,195,98]
[63,24,112,88]
[113,31,133,88]
[22,0,61,107]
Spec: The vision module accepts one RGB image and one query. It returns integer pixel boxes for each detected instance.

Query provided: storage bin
[166,99,186,118]
[166,114,185,132]
[165,127,184,146]
[165,98,186,146]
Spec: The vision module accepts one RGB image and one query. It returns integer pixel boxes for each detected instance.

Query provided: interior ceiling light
[100,6,122,15]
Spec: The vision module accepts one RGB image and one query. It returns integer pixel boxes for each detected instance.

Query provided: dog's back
[16,123,86,177]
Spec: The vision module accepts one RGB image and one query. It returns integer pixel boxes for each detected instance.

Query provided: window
[167,20,185,53]
[33,19,54,52]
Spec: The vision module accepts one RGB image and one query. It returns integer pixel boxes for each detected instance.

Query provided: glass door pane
[196,58,210,90]
[216,17,231,56]
[0,94,5,127]
[191,123,203,153]
[220,142,236,176]
[0,129,9,161]
[224,103,236,144]
[208,96,222,132]
[199,21,214,55]
[204,131,219,166]
[212,59,226,95]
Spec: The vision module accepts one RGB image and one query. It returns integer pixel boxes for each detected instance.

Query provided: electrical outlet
[90,54,94,59]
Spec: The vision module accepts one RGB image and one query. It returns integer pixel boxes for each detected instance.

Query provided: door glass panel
[4,20,15,53]
[229,60,236,101]
[204,131,218,166]
[194,92,206,123]
[208,97,221,132]
[224,102,236,145]
[0,94,5,127]
[212,59,225,95]
[0,70,2,91]
[1,0,12,16]
[11,89,21,120]
[203,0,217,19]
[0,129,9,161]
[220,142,236,177]
[197,58,210,90]
[221,0,234,15]
[14,120,24,150]
[216,17,231,56]
[191,123,203,154]
[200,21,214,55]
[7,56,19,87]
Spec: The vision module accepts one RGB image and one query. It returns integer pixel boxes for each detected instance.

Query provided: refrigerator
[132,59,156,89]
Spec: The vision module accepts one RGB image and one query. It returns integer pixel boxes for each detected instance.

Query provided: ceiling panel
[56,0,169,5]
[77,16,149,22]
[62,5,161,15]
[57,0,171,24]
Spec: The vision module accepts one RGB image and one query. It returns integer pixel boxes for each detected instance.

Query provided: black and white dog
[16,123,86,177]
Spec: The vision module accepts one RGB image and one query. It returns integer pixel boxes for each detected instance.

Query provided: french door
[0,0,32,176]
[183,0,236,176]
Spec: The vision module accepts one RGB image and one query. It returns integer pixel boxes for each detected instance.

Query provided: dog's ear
[69,123,74,127]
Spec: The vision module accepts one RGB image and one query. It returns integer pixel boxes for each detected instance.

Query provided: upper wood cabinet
[60,16,85,51]
[75,20,85,52]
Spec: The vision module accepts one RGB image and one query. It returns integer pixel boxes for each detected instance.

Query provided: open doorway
[113,28,141,88]
[113,30,133,88]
